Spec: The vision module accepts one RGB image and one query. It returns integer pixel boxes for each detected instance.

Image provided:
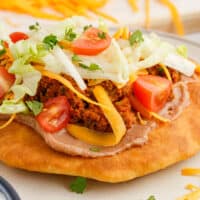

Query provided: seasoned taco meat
[25,76,137,132]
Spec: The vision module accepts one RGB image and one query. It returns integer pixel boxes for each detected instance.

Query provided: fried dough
[0,82,200,183]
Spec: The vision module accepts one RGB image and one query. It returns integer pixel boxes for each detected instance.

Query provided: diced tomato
[132,75,172,112]
[3,41,9,48]
[36,96,70,133]
[9,32,29,43]
[129,94,151,119]
[72,27,111,56]
[0,67,15,99]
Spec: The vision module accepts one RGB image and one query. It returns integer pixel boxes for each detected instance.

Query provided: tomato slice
[9,32,29,43]
[36,96,70,133]
[0,67,15,99]
[132,75,172,112]
[72,27,111,56]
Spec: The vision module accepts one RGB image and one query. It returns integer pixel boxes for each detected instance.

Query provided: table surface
[0,27,200,200]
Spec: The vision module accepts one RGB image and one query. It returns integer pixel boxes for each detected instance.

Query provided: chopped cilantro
[29,22,40,31]
[0,40,6,56]
[43,34,58,50]
[83,24,92,32]
[176,45,188,58]
[70,176,87,194]
[147,195,156,200]
[72,54,82,63]
[129,30,144,46]
[98,31,106,39]
[65,28,76,42]
[26,100,43,116]
[89,146,101,152]
[79,63,101,71]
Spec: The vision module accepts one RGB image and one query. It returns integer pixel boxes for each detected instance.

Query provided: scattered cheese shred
[67,85,126,146]
[145,0,150,29]
[176,186,200,200]
[91,9,118,23]
[137,112,147,125]
[159,63,172,81]
[182,168,200,176]
[150,112,170,123]
[159,0,185,36]
[122,27,129,40]
[186,184,200,191]
[0,113,16,129]
[128,0,139,12]
[35,67,109,110]
[113,27,130,40]
[113,28,124,39]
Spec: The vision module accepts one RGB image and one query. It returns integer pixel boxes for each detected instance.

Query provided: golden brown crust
[0,82,200,183]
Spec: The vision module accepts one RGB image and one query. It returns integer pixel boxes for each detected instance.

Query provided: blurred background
[0,0,200,37]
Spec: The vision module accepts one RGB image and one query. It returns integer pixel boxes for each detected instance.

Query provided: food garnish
[147,195,156,200]
[129,30,144,46]
[70,176,87,194]
[65,28,77,42]
[25,100,43,116]
[43,34,58,50]
[29,22,40,31]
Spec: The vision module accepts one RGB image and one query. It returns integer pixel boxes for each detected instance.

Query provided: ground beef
[147,65,181,83]
[0,50,13,69]
[25,76,137,132]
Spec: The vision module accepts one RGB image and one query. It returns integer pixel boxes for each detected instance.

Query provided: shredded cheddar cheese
[67,85,126,146]
[0,113,16,129]
[128,0,139,12]
[186,184,200,191]
[182,168,200,176]
[35,67,109,110]
[145,0,150,29]
[113,27,130,40]
[159,0,184,36]
[0,0,116,22]
[150,112,170,123]
[176,186,200,200]
[137,112,147,125]
[0,1,184,35]
[91,9,118,23]
[159,63,172,81]
[178,169,200,199]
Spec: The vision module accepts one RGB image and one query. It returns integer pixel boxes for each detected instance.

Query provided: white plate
[0,16,200,200]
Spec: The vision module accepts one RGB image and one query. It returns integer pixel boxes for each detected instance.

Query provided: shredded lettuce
[9,58,41,101]
[0,100,28,114]
[176,45,188,58]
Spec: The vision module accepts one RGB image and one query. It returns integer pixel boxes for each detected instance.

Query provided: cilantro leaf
[70,177,87,194]
[129,30,144,46]
[89,146,101,152]
[26,100,43,116]
[0,40,6,56]
[176,45,188,58]
[83,24,92,32]
[29,22,40,31]
[43,34,58,50]
[79,63,101,71]
[65,28,76,42]
[72,54,82,63]
[147,195,156,200]
[98,32,106,39]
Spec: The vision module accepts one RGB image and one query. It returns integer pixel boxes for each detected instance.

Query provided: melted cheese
[67,85,126,146]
